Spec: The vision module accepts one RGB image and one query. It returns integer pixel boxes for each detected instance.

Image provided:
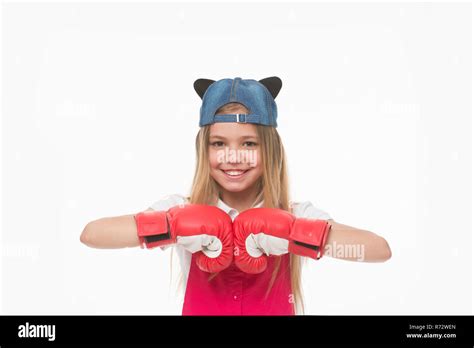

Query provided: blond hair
[187,102,305,314]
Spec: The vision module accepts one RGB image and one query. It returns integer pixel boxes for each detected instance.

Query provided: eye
[210,141,225,147]
[243,141,257,147]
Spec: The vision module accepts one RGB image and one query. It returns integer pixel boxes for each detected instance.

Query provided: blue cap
[194,77,282,127]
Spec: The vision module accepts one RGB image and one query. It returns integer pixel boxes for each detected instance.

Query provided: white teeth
[224,170,245,176]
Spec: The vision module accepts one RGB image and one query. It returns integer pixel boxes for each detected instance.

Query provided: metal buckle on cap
[236,114,247,123]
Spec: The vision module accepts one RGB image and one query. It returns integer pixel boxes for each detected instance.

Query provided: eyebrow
[209,135,258,140]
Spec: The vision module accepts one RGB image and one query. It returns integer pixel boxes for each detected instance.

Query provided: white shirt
[148,194,332,286]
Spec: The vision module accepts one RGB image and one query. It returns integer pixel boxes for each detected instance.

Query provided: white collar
[216,198,263,220]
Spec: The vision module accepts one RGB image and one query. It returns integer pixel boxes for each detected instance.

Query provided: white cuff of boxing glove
[245,233,289,257]
[176,235,223,258]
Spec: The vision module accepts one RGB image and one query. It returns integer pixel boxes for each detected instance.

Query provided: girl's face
[208,122,263,193]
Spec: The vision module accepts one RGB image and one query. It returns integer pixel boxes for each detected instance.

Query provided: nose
[227,145,241,164]
[217,145,245,165]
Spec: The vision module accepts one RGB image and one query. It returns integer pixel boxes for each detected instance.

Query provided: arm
[80,208,153,249]
[324,219,391,262]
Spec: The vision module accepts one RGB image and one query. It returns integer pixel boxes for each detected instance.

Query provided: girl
[80,76,392,315]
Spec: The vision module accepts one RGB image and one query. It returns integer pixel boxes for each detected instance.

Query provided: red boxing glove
[233,208,331,274]
[134,204,233,273]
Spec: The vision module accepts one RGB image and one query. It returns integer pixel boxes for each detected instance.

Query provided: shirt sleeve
[291,200,332,221]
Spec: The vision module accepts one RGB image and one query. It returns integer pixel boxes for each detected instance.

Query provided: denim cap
[194,76,282,127]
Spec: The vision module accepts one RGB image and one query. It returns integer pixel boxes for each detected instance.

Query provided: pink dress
[148,194,332,315]
[182,253,294,315]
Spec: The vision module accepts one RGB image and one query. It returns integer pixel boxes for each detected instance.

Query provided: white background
[1,1,472,314]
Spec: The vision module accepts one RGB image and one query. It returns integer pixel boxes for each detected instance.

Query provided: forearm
[80,214,141,249]
[323,220,391,262]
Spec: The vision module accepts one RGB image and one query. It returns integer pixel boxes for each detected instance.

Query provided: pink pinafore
[182,253,295,315]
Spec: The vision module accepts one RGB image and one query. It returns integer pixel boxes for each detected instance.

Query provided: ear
[259,76,283,99]
[194,78,215,99]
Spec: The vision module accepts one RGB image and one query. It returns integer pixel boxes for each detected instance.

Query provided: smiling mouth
[221,169,250,179]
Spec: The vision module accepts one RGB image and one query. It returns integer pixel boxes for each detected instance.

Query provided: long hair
[187,102,305,314]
